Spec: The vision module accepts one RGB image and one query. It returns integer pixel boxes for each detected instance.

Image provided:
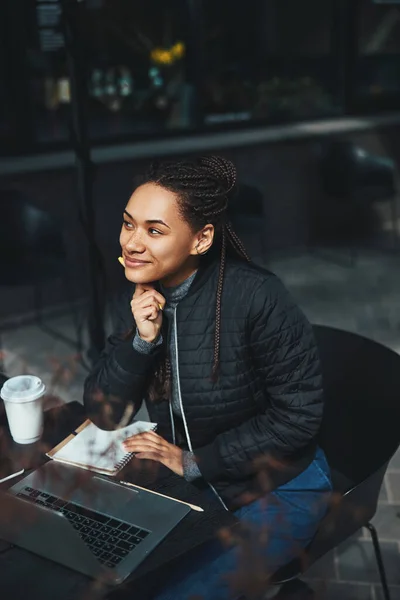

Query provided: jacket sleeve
[195,276,324,483]
[83,288,162,430]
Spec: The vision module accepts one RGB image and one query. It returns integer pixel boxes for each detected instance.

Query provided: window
[354,0,400,111]
[201,0,341,127]
[25,0,194,146]
[0,28,12,151]
[9,0,399,154]
[81,0,194,141]
[0,0,32,155]
[25,0,72,145]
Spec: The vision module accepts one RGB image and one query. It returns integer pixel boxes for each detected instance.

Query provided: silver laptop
[0,461,190,585]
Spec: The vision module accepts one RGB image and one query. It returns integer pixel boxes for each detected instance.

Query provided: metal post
[59,0,106,364]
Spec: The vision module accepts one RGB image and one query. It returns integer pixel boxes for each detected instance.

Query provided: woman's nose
[125,231,145,252]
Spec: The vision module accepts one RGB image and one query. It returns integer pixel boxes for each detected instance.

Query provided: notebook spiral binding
[114,451,134,472]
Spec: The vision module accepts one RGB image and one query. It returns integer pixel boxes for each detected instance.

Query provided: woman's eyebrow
[145,219,171,230]
[124,210,170,229]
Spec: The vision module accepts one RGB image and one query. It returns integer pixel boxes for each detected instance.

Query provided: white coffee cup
[0,375,46,444]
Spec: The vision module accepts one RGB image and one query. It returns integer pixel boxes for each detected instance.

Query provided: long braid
[212,226,227,381]
[211,224,251,381]
[140,155,251,400]
[225,221,252,262]
[148,351,172,403]
[164,355,172,399]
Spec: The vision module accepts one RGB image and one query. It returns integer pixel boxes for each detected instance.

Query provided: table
[0,401,238,600]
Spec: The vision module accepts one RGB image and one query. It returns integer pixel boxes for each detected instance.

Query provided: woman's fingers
[123,432,165,453]
[133,285,164,305]
[134,452,161,462]
[124,440,161,454]
[131,295,163,323]
[122,432,184,476]
[129,431,163,443]
[132,290,165,310]
[124,431,161,442]
[136,307,158,322]
[139,431,162,442]
[132,298,160,315]
[146,290,165,309]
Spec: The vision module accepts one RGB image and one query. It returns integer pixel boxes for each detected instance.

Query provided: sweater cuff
[182,451,202,482]
[194,441,226,483]
[133,330,163,354]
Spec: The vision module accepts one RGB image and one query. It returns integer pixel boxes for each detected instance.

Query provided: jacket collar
[151,253,220,300]
[184,255,219,298]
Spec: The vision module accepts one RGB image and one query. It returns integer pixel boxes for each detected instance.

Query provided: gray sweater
[132,272,201,481]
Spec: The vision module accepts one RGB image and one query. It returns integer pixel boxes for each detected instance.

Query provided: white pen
[119,480,204,512]
[0,468,25,484]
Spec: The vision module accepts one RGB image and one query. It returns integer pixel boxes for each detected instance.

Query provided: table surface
[0,401,237,600]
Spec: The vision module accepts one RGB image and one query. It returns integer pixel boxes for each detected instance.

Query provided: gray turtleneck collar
[159,271,197,310]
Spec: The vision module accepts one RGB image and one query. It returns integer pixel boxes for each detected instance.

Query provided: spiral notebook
[46,419,157,476]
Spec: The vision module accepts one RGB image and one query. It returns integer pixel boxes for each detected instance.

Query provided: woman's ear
[190,224,215,256]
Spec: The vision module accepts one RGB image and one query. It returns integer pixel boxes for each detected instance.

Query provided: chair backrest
[314,325,400,487]
[0,189,63,254]
[319,140,396,200]
[0,189,66,285]
[271,326,400,583]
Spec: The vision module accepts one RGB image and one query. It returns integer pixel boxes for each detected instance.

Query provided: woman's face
[120,183,213,286]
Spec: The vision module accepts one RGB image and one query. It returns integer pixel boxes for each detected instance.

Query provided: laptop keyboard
[16,486,151,569]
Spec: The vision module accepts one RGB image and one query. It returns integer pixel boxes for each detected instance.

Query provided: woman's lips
[123,256,150,268]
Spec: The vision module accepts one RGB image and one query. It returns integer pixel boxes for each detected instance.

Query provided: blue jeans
[154,447,332,600]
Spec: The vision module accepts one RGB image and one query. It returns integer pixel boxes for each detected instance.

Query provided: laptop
[0,461,191,584]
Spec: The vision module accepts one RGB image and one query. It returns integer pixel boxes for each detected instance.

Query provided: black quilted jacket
[84,257,324,510]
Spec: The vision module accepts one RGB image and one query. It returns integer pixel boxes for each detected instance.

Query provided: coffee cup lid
[0,375,46,403]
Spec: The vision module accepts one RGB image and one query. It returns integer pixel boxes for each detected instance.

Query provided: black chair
[270,325,400,600]
[228,183,266,259]
[0,189,85,372]
[312,139,399,264]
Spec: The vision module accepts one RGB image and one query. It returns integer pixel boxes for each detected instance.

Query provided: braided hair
[141,155,251,400]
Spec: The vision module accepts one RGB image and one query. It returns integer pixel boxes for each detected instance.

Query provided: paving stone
[386,473,400,503]
[371,503,400,542]
[374,584,400,600]
[336,538,400,585]
[379,479,389,504]
[308,580,373,600]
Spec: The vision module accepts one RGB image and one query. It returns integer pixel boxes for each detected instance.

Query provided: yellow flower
[150,42,185,66]
[160,51,173,65]
[151,48,174,65]
[171,42,185,59]
[150,48,161,62]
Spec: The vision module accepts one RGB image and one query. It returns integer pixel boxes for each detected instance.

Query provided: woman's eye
[123,220,133,229]
[149,228,162,235]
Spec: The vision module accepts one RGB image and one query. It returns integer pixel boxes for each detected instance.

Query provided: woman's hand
[123,431,184,477]
[131,284,165,343]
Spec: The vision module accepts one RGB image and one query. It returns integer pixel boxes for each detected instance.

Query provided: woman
[84,156,331,600]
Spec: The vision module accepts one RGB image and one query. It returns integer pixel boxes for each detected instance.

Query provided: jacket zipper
[169,402,176,445]
[173,307,228,511]
[165,319,176,445]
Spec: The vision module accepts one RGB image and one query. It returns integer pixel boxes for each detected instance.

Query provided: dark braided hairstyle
[141,156,251,400]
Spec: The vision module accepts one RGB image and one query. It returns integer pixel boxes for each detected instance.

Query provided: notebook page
[53,421,156,472]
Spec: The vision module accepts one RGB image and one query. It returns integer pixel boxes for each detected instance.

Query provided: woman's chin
[124,267,157,284]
